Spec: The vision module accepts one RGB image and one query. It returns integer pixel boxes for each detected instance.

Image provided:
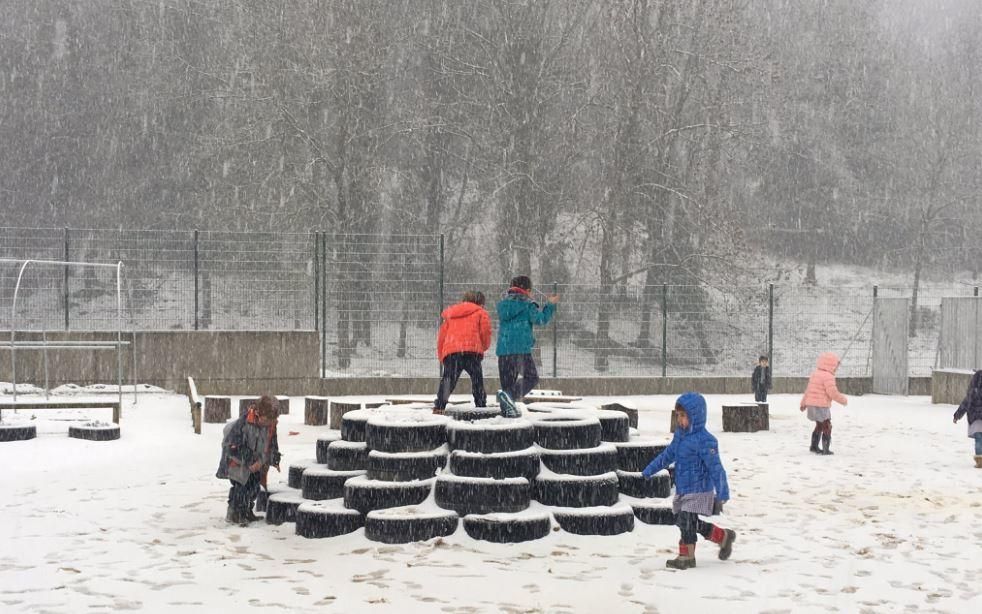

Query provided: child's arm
[698,443,730,501]
[529,302,555,326]
[479,310,492,354]
[642,437,678,478]
[823,375,848,406]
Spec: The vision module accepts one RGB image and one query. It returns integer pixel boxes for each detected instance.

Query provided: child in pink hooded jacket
[800,352,848,455]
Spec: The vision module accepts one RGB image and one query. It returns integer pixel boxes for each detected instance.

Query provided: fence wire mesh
[0,227,978,379]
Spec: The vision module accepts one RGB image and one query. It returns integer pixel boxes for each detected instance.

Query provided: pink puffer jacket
[800,352,848,409]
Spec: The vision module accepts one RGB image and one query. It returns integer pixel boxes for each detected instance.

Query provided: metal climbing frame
[0,259,132,409]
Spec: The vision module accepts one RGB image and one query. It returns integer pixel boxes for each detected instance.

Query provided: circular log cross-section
[722,403,769,433]
[204,396,231,423]
[305,397,330,426]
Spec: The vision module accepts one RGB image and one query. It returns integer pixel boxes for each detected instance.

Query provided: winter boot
[665,542,696,570]
[820,434,833,455]
[225,505,241,525]
[497,390,519,418]
[809,432,821,453]
[974,455,982,469]
[241,507,263,522]
[709,526,737,560]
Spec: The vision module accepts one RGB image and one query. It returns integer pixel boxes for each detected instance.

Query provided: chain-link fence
[1,226,978,379]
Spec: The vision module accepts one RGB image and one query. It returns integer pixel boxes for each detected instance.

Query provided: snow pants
[498,353,538,402]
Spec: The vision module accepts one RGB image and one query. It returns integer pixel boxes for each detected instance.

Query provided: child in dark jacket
[952,370,982,468]
[643,392,735,569]
[216,395,281,525]
[495,275,559,417]
[751,355,771,403]
[434,291,492,412]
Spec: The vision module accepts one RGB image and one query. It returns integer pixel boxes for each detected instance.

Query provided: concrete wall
[0,331,319,394]
[932,369,975,405]
[0,329,933,399]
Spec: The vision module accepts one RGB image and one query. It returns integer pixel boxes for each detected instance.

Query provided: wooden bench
[0,400,121,424]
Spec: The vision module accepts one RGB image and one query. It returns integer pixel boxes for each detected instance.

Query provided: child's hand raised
[546,294,560,304]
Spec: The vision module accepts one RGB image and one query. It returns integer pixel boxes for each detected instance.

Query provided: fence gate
[938,297,982,371]
[872,297,909,395]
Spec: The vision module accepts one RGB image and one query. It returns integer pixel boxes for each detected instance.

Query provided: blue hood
[676,392,707,432]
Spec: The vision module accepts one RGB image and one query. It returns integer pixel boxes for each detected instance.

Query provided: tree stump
[329,401,386,429]
[204,396,231,423]
[600,403,639,429]
[305,396,330,426]
[276,396,291,416]
[722,403,769,433]
[238,397,260,418]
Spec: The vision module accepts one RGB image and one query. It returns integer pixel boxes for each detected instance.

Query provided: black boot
[241,507,263,522]
[225,505,241,524]
[809,432,821,453]
[820,433,833,455]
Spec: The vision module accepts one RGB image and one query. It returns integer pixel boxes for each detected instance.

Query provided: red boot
[665,541,696,570]
[708,525,737,560]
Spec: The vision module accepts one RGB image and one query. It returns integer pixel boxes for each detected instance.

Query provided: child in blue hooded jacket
[643,392,736,569]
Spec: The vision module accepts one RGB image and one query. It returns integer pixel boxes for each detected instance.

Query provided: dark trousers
[436,352,486,409]
[812,419,832,436]
[676,510,716,544]
[498,354,538,401]
[754,389,768,402]
[228,472,260,512]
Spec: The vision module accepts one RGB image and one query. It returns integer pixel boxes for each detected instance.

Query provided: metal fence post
[768,283,774,370]
[193,230,199,331]
[438,234,445,378]
[552,281,558,378]
[321,232,327,378]
[313,232,320,332]
[63,227,70,331]
[661,284,668,378]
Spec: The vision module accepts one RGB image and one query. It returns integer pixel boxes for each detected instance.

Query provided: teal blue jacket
[495,291,555,356]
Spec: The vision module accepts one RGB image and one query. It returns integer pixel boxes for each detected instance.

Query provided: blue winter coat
[643,392,730,501]
[954,370,982,425]
[495,291,555,356]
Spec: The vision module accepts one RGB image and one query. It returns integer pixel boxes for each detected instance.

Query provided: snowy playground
[0,390,978,613]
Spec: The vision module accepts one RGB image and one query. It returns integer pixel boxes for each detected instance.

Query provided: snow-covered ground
[0,391,979,613]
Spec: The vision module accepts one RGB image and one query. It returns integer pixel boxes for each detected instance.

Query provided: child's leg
[676,511,699,545]
[693,515,737,560]
[518,353,539,400]
[435,355,464,410]
[460,353,487,407]
[666,512,699,569]
[821,419,833,454]
[974,432,982,456]
[498,355,521,400]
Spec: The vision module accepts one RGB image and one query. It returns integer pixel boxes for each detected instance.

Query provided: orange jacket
[437,302,492,362]
[800,352,848,408]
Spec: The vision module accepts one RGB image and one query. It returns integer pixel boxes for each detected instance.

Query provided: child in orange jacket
[434,291,492,412]
[800,352,848,455]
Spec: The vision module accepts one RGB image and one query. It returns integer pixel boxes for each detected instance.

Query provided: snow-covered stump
[276,396,290,416]
[463,509,553,543]
[722,403,769,433]
[68,422,121,441]
[295,501,364,539]
[553,503,635,536]
[445,406,500,422]
[265,488,309,525]
[305,397,330,426]
[327,440,369,471]
[365,414,449,453]
[238,397,260,418]
[287,458,320,489]
[0,423,36,442]
[340,410,371,442]
[315,432,342,464]
[530,414,602,450]
[600,402,639,429]
[203,396,231,423]
[329,401,386,430]
[434,475,531,515]
[365,506,459,544]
